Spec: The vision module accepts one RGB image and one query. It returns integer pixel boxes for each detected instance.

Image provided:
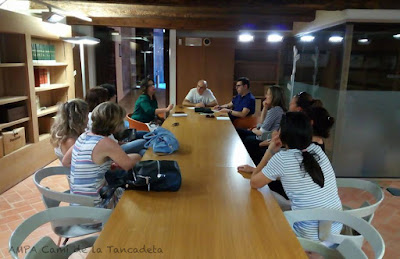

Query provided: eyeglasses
[235,84,243,88]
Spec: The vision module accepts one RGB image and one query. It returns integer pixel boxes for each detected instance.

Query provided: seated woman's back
[261,112,342,241]
[70,132,111,205]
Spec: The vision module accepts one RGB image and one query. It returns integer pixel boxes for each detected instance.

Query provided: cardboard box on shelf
[2,127,26,155]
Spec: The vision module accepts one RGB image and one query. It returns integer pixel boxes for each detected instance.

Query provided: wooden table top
[87,107,306,258]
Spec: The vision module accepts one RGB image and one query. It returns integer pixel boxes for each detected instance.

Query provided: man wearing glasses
[214,77,255,120]
[182,79,218,107]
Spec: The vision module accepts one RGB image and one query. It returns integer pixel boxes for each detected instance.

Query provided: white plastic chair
[335,178,384,247]
[284,209,385,259]
[336,178,384,222]
[33,167,104,246]
[9,206,112,259]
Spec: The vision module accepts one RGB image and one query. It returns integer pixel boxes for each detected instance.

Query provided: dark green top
[131,94,158,123]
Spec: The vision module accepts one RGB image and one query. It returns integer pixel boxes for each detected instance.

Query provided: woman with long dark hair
[131,78,174,123]
[239,112,342,240]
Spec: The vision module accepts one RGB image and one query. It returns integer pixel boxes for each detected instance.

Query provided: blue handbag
[143,127,179,155]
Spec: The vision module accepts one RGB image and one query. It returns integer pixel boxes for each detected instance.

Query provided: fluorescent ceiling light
[267,34,283,42]
[61,36,100,45]
[358,38,370,45]
[42,11,65,23]
[300,35,315,42]
[329,36,343,43]
[393,34,400,39]
[238,33,254,42]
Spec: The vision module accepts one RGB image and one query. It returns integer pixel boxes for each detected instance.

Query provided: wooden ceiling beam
[66,16,295,31]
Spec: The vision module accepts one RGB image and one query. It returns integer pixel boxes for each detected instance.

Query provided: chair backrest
[336,178,384,219]
[284,209,385,259]
[232,115,258,129]
[33,167,98,207]
[126,114,150,132]
[9,207,112,259]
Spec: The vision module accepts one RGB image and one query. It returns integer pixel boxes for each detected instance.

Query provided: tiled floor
[0,159,399,258]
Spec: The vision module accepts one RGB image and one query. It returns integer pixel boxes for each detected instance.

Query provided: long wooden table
[87,108,306,258]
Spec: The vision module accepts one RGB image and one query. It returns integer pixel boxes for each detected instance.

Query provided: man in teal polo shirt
[214,77,255,120]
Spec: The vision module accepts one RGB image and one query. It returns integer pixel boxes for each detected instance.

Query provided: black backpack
[100,160,181,200]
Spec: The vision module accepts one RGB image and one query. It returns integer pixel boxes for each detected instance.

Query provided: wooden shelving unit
[0,63,26,68]
[37,105,58,117]
[0,96,28,105]
[234,44,281,97]
[33,62,68,67]
[34,84,69,92]
[0,9,75,193]
[0,117,30,130]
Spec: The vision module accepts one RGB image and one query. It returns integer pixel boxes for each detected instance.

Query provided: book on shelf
[34,68,50,86]
[32,43,56,63]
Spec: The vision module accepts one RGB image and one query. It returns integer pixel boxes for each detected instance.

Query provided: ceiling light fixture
[267,34,283,42]
[300,35,315,42]
[238,33,254,42]
[329,36,343,43]
[358,38,370,45]
[42,9,65,23]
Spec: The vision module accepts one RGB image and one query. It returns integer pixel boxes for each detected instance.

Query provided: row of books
[31,43,56,62]
[34,68,50,87]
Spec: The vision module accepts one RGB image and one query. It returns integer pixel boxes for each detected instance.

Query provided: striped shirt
[260,106,284,132]
[262,143,342,240]
[70,132,111,206]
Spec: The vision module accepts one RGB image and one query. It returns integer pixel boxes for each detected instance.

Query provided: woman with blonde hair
[50,99,89,162]
[62,102,141,207]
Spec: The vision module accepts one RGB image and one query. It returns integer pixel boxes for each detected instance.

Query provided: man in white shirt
[182,80,218,107]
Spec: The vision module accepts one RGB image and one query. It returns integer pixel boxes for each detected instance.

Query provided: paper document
[216,117,230,121]
[172,113,188,117]
[186,107,195,110]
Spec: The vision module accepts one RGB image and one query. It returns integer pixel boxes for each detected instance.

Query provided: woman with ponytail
[239,112,342,240]
[304,106,335,152]
[50,99,89,162]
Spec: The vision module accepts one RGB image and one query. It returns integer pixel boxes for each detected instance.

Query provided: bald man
[182,80,218,107]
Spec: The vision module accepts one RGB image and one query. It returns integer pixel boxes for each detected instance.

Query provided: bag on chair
[143,127,179,155]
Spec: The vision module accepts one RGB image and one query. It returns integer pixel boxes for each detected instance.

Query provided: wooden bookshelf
[0,117,30,130]
[0,63,26,68]
[33,62,68,67]
[37,105,59,117]
[234,46,281,96]
[34,84,68,92]
[0,96,28,105]
[0,9,74,193]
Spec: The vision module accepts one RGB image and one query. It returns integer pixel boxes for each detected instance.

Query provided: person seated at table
[50,99,89,162]
[258,91,321,148]
[85,87,109,130]
[214,77,255,120]
[238,112,342,241]
[86,87,146,155]
[99,83,117,102]
[237,85,286,155]
[63,102,142,208]
[182,79,218,107]
[131,78,174,123]
[304,106,335,152]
